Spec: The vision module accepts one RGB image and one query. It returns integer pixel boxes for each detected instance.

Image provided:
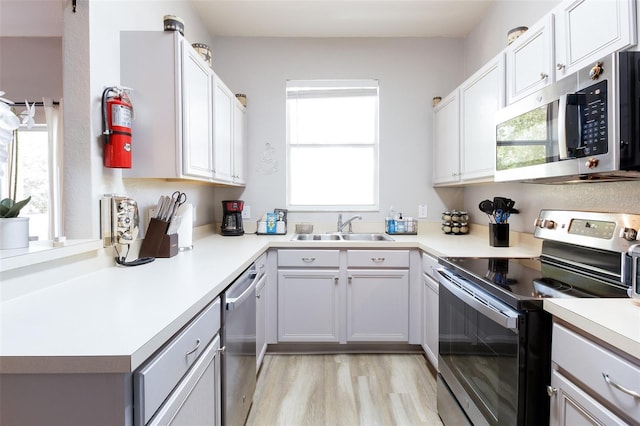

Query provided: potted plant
[0,91,34,249]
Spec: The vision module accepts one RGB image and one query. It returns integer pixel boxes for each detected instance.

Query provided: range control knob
[622,227,638,241]
[542,219,556,229]
[585,157,599,169]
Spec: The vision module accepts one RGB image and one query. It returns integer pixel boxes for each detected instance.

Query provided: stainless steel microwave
[495,52,640,183]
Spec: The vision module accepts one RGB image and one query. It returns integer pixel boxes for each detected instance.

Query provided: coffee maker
[221,200,244,236]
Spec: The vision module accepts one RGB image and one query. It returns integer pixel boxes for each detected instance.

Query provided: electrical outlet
[242,205,251,219]
[100,195,140,247]
[418,204,428,218]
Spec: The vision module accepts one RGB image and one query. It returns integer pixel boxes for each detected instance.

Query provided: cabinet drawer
[552,323,640,420]
[277,249,340,267]
[134,297,221,426]
[422,252,440,279]
[348,250,409,268]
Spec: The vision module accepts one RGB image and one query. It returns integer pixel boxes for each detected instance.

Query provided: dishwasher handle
[226,268,260,311]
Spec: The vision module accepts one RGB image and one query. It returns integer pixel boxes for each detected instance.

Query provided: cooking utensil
[479,200,495,223]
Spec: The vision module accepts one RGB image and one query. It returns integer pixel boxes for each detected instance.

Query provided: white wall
[62,1,221,239]
[209,37,465,226]
[461,0,640,233]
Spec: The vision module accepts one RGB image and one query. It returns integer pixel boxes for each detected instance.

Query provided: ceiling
[1,0,495,38]
[192,0,496,38]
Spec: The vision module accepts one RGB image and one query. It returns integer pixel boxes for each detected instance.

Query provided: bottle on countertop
[387,206,396,233]
[397,212,406,233]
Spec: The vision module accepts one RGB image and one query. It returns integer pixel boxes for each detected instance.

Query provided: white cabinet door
[433,91,460,185]
[549,370,626,426]
[181,45,214,179]
[151,335,222,426]
[554,0,636,80]
[233,101,247,185]
[460,53,504,181]
[255,274,267,371]
[346,269,409,342]
[214,77,234,183]
[505,15,554,104]
[277,269,340,342]
[422,272,439,369]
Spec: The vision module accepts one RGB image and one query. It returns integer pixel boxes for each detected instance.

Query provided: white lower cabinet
[422,254,439,369]
[276,249,413,344]
[549,369,627,426]
[347,269,409,342]
[549,323,640,426]
[255,273,267,370]
[277,269,340,342]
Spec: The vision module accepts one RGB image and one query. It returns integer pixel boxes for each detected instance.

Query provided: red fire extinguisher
[102,86,133,168]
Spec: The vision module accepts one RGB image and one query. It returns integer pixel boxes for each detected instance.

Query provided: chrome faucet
[337,214,362,233]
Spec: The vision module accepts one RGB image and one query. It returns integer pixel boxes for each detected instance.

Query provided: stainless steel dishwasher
[222,262,261,426]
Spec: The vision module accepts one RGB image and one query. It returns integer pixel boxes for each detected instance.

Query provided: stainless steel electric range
[436,210,639,426]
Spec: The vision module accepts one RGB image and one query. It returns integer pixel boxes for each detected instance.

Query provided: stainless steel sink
[291,233,394,241]
[340,233,394,241]
[291,234,342,241]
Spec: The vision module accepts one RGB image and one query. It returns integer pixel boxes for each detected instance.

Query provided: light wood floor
[246,354,443,426]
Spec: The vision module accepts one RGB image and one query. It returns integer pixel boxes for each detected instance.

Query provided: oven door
[437,269,522,426]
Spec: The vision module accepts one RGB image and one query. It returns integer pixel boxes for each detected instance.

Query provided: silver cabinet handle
[301,257,316,263]
[334,276,339,284]
[371,257,385,263]
[218,346,226,354]
[556,63,565,70]
[540,72,548,80]
[602,373,640,399]
[348,276,353,284]
[546,386,557,397]
[185,338,201,356]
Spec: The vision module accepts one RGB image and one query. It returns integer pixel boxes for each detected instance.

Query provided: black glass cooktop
[438,256,628,310]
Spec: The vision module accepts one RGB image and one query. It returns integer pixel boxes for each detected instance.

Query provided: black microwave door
[619,51,640,170]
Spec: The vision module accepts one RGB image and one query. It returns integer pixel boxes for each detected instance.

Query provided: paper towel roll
[177,203,193,250]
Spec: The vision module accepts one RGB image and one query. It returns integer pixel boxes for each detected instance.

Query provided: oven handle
[437,269,519,331]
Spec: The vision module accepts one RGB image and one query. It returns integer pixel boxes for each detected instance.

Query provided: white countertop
[544,298,640,361]
[0,225,551,375]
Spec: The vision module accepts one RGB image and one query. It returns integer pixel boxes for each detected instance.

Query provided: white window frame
[286,79,380,212]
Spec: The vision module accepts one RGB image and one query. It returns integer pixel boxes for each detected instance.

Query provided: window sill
[0,239,103,273]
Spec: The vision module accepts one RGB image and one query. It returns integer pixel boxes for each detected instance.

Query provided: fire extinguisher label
[111,104,132,128]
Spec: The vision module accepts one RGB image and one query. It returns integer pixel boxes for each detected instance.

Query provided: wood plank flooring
[246,354,443,426]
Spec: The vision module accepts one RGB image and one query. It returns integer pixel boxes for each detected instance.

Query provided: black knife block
[139,218,178,258]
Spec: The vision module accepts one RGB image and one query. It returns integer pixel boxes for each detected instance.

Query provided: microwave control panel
[571,80,608,158]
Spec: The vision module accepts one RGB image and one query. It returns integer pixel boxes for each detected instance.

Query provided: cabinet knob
[334,276,339,284]
[546,386,557,397]
[348,276,353,284]
[556,63,565,70]
[540,72,548,80]
[301,257,316,263]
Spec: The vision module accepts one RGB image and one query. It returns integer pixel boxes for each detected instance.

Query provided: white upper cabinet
[432,91,460,185]
[232,101,247,185]
[213,77,234,183]
[554,0,637,80]
[460,53,505,181]
[182,46,214,179]
[505,15,554,104]
[433,53,504,185]
[214,77,247,185]
[120,31,246,186]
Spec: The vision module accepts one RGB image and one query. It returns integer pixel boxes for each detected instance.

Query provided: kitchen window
[286,80,379,211]
[0,101,63,241]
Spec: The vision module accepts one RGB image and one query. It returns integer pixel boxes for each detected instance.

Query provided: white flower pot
[0,217,30,249]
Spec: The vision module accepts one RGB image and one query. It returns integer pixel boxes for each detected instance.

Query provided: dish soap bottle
[387,206,396,233]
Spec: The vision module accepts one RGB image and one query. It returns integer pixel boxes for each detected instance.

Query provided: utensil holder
[489,223,509,247]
